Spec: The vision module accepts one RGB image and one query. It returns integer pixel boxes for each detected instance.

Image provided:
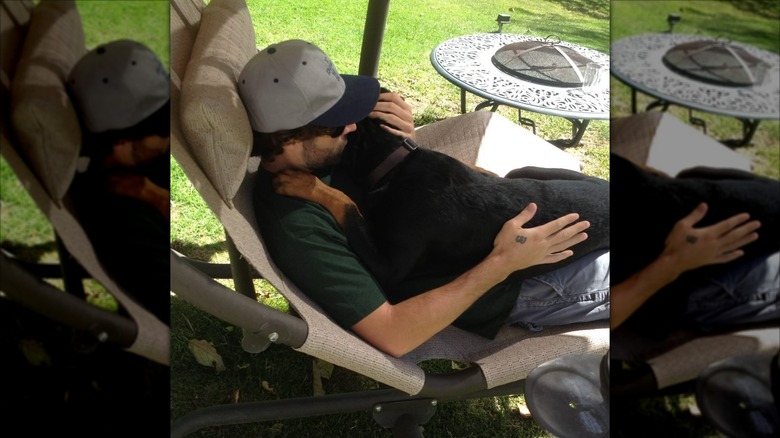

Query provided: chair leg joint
[372,398,438,435]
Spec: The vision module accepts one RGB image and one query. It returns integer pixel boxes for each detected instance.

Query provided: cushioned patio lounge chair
[0,0,168,366]
[610,111,779,436]
[168,0,609,436]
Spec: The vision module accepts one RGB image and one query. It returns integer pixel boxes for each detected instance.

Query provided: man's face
[299,123,357,172]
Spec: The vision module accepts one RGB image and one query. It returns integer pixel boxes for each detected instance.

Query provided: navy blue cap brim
[310,74,380,127]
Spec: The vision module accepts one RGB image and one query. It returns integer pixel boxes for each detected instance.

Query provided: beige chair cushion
[611,112,752,176]
[179,0,256,208]
[648,328,779,389]
[10,0,85,205]
[416,111,581,175]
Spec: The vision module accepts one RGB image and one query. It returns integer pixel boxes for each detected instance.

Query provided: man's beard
[302,139,345,171]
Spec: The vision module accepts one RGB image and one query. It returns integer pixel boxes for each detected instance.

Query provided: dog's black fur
[610,153,780,337]
[330,116,610,301]
[611,153,780,284]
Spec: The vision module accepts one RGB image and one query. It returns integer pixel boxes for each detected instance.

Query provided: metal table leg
[462,89,591,147]
[737,119,761,147]
[517,109,536,134]
[551,119,590,148]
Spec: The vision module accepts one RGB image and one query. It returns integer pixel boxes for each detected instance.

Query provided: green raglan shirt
[253,168,520,339]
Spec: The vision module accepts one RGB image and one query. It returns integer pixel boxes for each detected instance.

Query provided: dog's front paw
[273,170,320,201]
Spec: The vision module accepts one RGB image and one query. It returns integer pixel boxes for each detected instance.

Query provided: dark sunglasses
[309,125,346,138]
[325,125,345,138]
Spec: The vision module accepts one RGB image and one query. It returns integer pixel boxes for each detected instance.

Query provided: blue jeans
[686,251,779,330]
[506,250,778,331]
[612,251,779,362]
[507,249,610,330]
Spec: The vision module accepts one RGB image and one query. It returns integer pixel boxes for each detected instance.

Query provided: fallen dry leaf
[261,380,275,395]
[688,399,702,417]
[516,401,532,417]
[451,360,469,370]
[312,359,334,396]
[19,339,51,366]
[188,339,226,372]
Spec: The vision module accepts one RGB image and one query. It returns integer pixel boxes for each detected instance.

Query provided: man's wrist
[467,253,513,291]
[648,253,685,286]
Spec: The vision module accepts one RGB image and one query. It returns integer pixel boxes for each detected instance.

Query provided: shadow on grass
[553,0,609,20]
[612,393,719,438]
[171,239,227,262]
[1,297,169,433]
[1,240,58,262]
[725,0,780,19]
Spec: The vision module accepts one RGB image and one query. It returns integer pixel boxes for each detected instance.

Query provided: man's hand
[489,203,590,278]
[661,202,760,273]
[611,202,760,330]
[369,92,415,140]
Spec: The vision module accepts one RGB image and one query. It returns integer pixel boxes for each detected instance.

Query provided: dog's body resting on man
[611,153,780,285]
[274,116,610,301]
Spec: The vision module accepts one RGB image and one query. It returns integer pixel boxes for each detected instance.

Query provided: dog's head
[341,92,408,184]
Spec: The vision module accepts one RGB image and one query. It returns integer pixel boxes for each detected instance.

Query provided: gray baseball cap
[67,39,169,133]
[238,39,380,133]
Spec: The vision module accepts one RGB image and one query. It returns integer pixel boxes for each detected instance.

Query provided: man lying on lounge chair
[238,39,610,357]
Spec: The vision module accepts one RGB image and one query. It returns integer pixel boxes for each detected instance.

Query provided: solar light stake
[496,14,510,33]
[667,13,681,33]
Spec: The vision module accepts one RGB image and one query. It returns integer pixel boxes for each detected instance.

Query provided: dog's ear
[363,116,404,146]
[351,116,391,147]
[343,116,406,178]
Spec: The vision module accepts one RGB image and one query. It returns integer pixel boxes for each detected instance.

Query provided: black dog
[611,153,780,284]
[274,115,610,302]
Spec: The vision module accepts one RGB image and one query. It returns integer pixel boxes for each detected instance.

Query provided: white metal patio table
[430,33,610,147]
[611,33,780,146]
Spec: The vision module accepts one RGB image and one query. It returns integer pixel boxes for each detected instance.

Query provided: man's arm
[611,203,759,329]
[352,203,591,357]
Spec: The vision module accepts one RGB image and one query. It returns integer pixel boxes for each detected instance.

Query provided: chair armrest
[170,249,308,349]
